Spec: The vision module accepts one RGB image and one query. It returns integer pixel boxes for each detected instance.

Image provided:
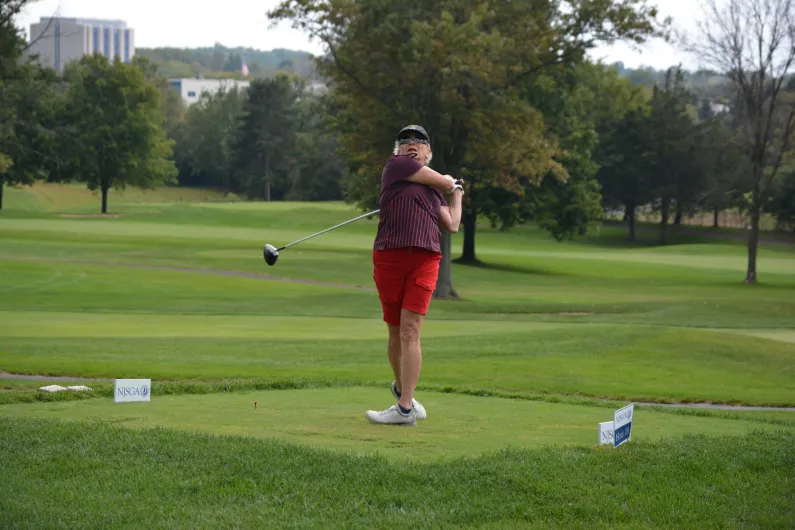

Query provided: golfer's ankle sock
[398,403,412,415]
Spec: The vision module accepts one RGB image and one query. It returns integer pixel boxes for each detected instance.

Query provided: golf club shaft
[278,209,380,251]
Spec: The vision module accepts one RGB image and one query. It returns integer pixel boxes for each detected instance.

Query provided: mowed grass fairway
[1,184,795,527]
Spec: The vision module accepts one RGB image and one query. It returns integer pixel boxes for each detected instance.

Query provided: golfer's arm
[406,166,451,192]
[439,193,463,233]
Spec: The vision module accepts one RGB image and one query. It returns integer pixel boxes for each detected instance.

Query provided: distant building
[306,80,327,95]
[27,17,135,73]
[168,78,251,106]
[710,102,730,115]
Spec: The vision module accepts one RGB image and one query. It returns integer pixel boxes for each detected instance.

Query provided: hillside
[134,44,730,101]
[135,43,319,80]
[612,61,733,104]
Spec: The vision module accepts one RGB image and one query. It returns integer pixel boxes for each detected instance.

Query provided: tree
[573,61,649,238]
[694,112,748,226]
[598,105,655,241]
[0,62,65,209]
[0,0,66,209]
[646,66,705,242]
[224,53,243,73]
[61,55,178,213]
[481,61,606,241]
[210,48,226,72]
[268,0,664,297]
[286,95,349,201]
[173,84,247,190]
[766,164,795,230]
[684,0,795,283]
[131,56,187,139]
[229,75,301,200]
[279,58,295,72]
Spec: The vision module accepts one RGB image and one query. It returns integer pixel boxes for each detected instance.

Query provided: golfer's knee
[400,320,420,343]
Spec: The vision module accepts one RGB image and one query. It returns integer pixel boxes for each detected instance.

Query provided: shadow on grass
[587,221,795,250]
[452,257,567,277]
[707,279,795,291]
[576,222,722,249]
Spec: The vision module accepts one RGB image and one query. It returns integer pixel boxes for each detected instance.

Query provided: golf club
[263,209,381,266]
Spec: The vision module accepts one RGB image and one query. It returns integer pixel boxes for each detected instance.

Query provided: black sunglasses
[398,136,429,145]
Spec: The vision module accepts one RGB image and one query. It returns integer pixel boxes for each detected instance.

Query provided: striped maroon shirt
[373,155,448,254]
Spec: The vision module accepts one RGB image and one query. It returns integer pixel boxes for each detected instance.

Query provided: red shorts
[373,247,442,326]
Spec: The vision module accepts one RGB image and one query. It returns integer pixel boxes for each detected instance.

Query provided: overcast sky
[16,0,708,70]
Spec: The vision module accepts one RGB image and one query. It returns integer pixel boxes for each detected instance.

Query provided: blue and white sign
[114,379,151,403]
[613,403,634,447]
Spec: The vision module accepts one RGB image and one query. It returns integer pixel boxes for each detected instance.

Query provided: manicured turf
[1,198,794,405]
[1,189,794,527]
[1,182,237,213]
[1,317,794,405]
[1,388,791,461]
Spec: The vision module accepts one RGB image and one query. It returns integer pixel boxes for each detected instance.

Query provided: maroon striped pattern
[373,184,445,253]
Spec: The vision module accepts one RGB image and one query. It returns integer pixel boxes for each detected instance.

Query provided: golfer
[365,125,464,426]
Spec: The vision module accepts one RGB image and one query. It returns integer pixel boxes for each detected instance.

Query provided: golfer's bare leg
[398,308,424,410]
[387,324,401,391]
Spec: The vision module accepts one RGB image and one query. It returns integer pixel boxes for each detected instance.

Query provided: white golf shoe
[365,405,416,426]
[391,380,427,420]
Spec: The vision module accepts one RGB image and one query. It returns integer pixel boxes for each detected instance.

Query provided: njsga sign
[114,379,151,403]
[599,403,634,448]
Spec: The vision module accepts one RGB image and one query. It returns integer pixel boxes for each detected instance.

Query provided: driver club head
[263,244,279,266]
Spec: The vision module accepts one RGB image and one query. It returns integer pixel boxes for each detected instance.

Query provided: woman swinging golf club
[365,125,464,426]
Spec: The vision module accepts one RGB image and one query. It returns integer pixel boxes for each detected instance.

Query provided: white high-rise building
[27,17,135,72]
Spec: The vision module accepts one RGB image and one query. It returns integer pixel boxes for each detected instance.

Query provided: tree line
[135,43,317,80]
[264,0,795,288]
[1,3,344,212]
[3,0,795,288]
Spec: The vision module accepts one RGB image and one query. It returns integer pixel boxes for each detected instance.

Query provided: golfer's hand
[442,174,457,192]
[453,178,465,195]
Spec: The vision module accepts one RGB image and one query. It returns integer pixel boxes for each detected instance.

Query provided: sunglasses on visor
[398,136,429,145]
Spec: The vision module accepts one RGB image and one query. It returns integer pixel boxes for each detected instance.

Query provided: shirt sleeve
[381,155,424,190]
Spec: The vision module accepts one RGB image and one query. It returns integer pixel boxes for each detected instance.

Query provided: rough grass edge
[1,377,794,428]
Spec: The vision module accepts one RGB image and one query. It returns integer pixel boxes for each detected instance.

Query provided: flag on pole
[241,56,249,77]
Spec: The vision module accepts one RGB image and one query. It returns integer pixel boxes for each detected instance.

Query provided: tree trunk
[459,209,477,263]
[433,231,458,299]
[713,208,719,228]
[265,156,271,202]
[0,175,4,210]
[745,187,761,284]
[674,202,683,225]
[626,202,636,241]
[101,185,109,214]
[659,196,670,243]
[430,150,463,299]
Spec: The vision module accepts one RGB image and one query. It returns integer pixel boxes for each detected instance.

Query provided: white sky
[16,0,708,70]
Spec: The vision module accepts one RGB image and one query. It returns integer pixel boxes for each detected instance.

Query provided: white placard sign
[114,379,151,403]
[599,421,614,445]
[613,403,634,447]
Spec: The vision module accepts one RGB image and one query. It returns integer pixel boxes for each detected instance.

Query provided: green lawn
[1,311,794,405]
[0,388,790,461]
[1,191,794,527]
[1,416,793,528]
[1,182,238,212]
